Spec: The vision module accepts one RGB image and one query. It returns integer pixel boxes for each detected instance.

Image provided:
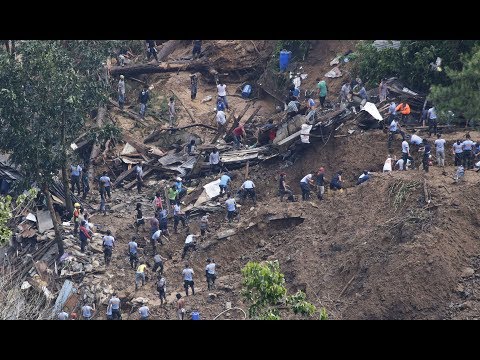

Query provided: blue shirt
[219,175,231,186]
[71,165,82,176]
[388,103,397,115]
[100,176,111,187]
[389,120,397,132]
[358,87,367,99]
[225,198,236,211]
[462,140,475,151]
[175,181,183,191]
[128,241,138,255]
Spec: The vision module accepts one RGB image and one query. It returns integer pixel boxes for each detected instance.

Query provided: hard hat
[176,177,182,181]
[120,75,124,79]
[74,203,81,207]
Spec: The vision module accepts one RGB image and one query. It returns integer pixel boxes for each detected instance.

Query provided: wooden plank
[171,89,196,123]
[124,168,154,190]
[112,166,137,187]
[243,106,262,126]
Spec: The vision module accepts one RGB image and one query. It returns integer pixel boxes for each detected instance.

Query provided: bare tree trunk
[61,115,73,217]
[4,40,9,54]
[157,40,183,62]
[88,106,106,181]
[42,182,64,256]
[10,40,15,56]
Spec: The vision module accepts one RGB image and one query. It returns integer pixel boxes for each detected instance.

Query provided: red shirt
[233,126,244,136]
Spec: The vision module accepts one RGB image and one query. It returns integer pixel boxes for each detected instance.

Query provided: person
[138,303,150,320]
[134,203,146,234]
[286,99,300,118]
[70,312,78,320]
[118,75,126,110]
[200,214,210,239]
[427,106,438,136]
[106,303,113,320]
[102,230,115,266]
[81,303,95,320]
[99,171,112,199]
[462,134,475,169]
[306,96,316,112]
[173,203,187,234]
[387,118,405,149]
[159,207,169,236]
[70,164,82,196]
[356,170,370,185]
[395,157,411,171]
[219,172,231,196]
[138,85,150,118]
[330,171,343,191]
[79,220,92,253]
[241,178,256,204]
[455,165,465,183]
[378,78,389,102]
[387,101,397,123]
[186,139,197,155]
[395,102,411,124]
[73,203,81,236]
[410,134,423,146]
[279,173,293,202]
[149,213,160,243]
[216,109,227,132]
[421,140,431,172]
[108,294,122,320]
[354,83,368,106]
[300,173,314,201]
[127,237,139,270]
[216,97,226,112]
[181,233,198,260]
[205,258,216,290]
[151,229,163,252]
[216,81,229,110]
[153,253,166,274]
[168,97,176,127]
[453,140,464,166]
[58,310,69,320]
[402,138,412,171]
[340,82,351,103]
[176,293,186,320]
[146,40,158,62]
[383,155,394,173]
[209,148,221,175]
[182,263,195,296]
[225,193,237,223]
[81,169,90,200]
[135,262,148,291]
[316,78,328,108]
[434,134,446,167]
[315,167,326,200]
[135,161,144,193]
[190,74,198,100]
[175,177,187,200]
[157,275,167,305]
[153,192,163,212]
[99,192,107,216]
[168,185,179,206]
[233,124,246,149]
[192,40,202,59]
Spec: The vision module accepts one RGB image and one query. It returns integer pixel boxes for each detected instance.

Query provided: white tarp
[121,143,137,155]
[194,179,221,207]
[362,102,383,121]
[300,124,313,143]
[325,67,342,78]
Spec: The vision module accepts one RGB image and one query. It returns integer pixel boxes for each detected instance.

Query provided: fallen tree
[110,61,210,77]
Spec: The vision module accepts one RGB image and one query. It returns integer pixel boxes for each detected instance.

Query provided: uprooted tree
[0,40,121,256]
[241,260,324,320]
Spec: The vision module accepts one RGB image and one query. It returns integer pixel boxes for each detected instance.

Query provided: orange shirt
[395,103,411,115]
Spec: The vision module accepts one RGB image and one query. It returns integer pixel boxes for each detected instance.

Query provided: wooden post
[245,160,249,179]
[171,89,196,123]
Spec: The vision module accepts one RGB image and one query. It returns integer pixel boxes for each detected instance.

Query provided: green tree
[241,260,320,320]
[0,41,120,255]
[429,46,480,123]
[356,40,480,92]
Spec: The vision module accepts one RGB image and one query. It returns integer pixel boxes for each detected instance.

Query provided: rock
[460,300,474,310]
[132,297,149,305]
[451,200,460,207]
[455,284,464,293]
[92,260,100,267]
[71,262,83,272]
[208,293,217,299]
[461,267,475,278]
[250,207,255,211]
[84,264,93,273]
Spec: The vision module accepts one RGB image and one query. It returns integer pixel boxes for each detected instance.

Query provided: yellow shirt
[137,264,147,273]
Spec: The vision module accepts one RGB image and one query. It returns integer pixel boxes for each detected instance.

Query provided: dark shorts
[136,219,145,226]
[184,280,194,288]
[227,211,236,219]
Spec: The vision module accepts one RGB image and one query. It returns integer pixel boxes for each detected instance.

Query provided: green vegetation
[241,260,322,320]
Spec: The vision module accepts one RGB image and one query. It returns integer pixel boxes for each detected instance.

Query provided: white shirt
[206,263,216,275]
[138,306,150,318]
[300,174,312,183]
[183,268,194,281]
[434,138,446,151]
[152,230,162,241]
[383,158,393,172]
[216,111,226,125]
[402,140,409,154]
[209,151,220,165]
[217,84,227,97]
[410,134,423,145]
[185,234,195,244]
[395,159,404,170]
[389,120,398,132]
[242,180,255,189]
